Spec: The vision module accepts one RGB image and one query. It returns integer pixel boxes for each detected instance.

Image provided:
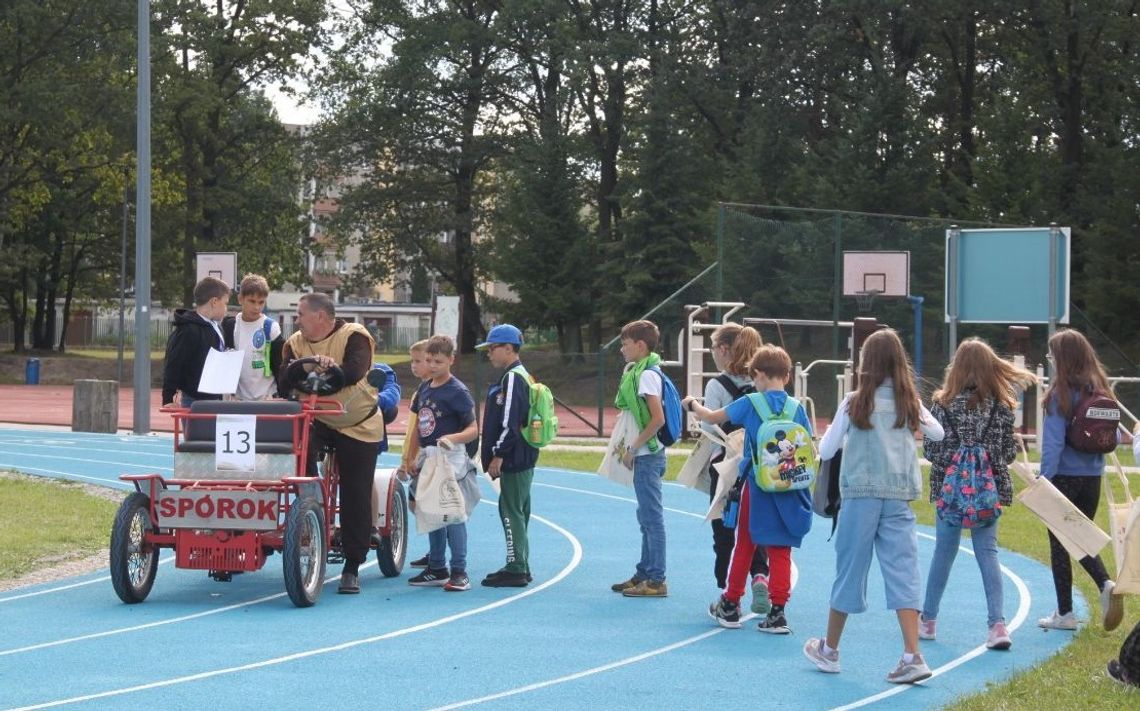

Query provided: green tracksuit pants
[498,468,534,574]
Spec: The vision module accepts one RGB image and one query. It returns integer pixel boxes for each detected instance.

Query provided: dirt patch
[0,471,124,592]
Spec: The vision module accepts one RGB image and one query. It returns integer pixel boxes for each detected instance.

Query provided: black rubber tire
[282,496,326,608]
[377,483,408,578]
[109,492,159,604]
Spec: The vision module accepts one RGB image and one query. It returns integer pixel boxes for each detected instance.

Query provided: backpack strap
[715,374,743,400]
[263,317,275,343]
[748,392,774,421]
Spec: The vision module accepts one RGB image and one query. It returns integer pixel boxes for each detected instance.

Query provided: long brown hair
[711,323,762,376]
[1044,329,1111,418]
[935,337,1035,409]
[849,329,921,431]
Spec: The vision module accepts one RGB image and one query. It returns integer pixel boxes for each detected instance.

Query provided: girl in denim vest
[1037,329,1123,632]
[804,329,944,684]
[920,338,1031,651]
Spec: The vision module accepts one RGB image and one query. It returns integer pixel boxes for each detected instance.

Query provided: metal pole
[133,0,152,434]
[1048,222,1059,344]
[946,225,960,360]
[117,185,129,384]
[908,295,924,384]
[832,213,842,358]
[715,203,724,304]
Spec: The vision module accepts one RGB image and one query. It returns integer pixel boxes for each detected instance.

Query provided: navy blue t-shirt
[416,376,476,447]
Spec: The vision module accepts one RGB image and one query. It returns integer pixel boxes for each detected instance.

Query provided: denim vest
[839,383,922,501]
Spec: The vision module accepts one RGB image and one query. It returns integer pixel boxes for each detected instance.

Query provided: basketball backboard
[842,251,910,297]
[195,252,237,290]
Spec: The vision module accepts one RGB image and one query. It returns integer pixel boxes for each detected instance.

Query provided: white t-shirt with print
[636,368,664,456]
[233,315,281,401]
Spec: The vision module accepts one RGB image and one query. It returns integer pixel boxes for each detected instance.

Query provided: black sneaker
[1107,659,1140,688]
[444,571,471,592]
[408,567,449,587]
[369,527,381,547]
[482,570,529,587]
[409,554,430,569]
[757,605,791,634]
[708,595,742,629]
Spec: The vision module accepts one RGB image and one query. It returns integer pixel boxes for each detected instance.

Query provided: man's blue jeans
[633,451,667,582]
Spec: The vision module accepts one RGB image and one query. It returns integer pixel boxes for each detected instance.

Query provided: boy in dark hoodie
[476,325,539,587]
[161,276,230,407]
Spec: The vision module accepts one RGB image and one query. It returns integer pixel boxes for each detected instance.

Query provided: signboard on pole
[196,252,237,290]
[432,295,461,342]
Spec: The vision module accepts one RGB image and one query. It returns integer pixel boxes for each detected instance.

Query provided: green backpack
[507,366,558,448]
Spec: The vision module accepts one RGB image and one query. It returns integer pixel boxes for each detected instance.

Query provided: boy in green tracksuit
[477,324,539,587]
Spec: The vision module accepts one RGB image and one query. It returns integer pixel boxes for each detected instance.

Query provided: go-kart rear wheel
[283,496,326,607]
[109,492,158,604]
[377,483,408,577]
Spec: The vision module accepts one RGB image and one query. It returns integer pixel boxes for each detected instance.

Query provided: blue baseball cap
[475,324,523,349]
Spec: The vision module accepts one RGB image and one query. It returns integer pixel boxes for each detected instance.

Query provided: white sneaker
[886,653,932,684]
[1101,580,1124,632]
[1037,610,1078,630]
[986,621,1012,650]
[918,615,936,641]
[803,637,840,673]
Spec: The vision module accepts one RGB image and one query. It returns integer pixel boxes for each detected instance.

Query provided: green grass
[67,348,165,360]
[2,450,1137,707]
[0,474,120,579]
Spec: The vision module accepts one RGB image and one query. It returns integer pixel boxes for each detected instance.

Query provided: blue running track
[0,428,1083,710]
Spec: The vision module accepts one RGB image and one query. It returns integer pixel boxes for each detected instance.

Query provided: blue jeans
[830,498,920,614]
[428,522,467,573]
[923,516,1004,627]
[633,451,667,582]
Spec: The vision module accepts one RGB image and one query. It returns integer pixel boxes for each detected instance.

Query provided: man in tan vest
[279,292,382,594]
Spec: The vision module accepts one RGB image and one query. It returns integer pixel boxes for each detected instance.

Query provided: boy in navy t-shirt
[407,335,480,592]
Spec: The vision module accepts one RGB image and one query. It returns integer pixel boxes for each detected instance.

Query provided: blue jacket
[370,362,402,453]
[1040,390,1105,479]
[480,360,539,474]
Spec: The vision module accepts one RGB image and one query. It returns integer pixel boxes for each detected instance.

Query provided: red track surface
[0,384,620,436]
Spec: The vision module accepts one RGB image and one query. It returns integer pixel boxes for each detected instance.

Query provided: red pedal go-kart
[109,357,408,607]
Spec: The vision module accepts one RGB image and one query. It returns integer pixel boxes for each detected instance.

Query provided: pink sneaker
[918,616,936,641]
[986,621,1012,650]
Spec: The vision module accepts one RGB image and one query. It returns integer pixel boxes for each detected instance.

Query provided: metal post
[117,184,130,384]
[946,225,960,360]
[908,295,924,383]
[832,213,842,358]
[133,0,152,434]
[715,204,725,304]
[1048,222,1059,347]
[596,349,605,438]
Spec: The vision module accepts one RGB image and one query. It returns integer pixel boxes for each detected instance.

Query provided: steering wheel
[283,356,347,396]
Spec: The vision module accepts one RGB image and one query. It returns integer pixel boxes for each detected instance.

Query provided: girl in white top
[803,328,945,685]
[700,324,768,599]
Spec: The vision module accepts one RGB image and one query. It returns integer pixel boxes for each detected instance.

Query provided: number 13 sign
[216,414,257,472]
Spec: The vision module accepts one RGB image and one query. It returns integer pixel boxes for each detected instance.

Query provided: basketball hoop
[855,290,882,312]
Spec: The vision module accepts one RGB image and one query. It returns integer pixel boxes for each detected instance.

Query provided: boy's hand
[438,437,455,451]
[488,456,503,479]
[621,446,635,469]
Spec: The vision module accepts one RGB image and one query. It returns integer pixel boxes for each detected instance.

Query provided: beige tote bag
[1012,444,1110,560]
[1106,453,1140,594]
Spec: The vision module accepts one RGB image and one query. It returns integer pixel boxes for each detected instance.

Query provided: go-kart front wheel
[283,496,326,607]
[109,492,159,604]
[377,483,408,577]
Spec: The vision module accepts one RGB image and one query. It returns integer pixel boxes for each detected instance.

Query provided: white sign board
[215,414,257,472]
[433,295,461,342]
[196,252,237,290]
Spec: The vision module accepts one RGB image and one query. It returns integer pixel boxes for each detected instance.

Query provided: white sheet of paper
[198,349,245,395]
[215,414,257,472]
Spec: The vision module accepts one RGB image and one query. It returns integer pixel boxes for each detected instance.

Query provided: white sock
[902,652,917,664]
[822,642,837,656]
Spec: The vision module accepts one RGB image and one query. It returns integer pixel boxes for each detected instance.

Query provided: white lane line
[0,452,172,471]
[0,463,137,488]
[535,482,705,520]
[0,557,175,603]
[0,440,173,457]
[0,560,373,656]
[9,510,583,710]
[825,531,1033,711]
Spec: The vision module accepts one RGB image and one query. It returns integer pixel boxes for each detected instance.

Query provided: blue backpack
[649,366,683,447]
[936,405,1002,528]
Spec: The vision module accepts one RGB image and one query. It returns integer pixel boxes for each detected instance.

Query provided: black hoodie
[161,308,224,405]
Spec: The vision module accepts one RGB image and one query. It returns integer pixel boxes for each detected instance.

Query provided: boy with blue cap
[477,324,539,587]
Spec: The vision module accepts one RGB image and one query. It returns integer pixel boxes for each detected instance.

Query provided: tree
[318,0,512,351]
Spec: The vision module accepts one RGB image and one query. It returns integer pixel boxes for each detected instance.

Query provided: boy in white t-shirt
[222,274,284,401]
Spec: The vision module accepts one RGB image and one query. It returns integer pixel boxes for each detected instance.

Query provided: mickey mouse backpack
[749,393,816,492]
